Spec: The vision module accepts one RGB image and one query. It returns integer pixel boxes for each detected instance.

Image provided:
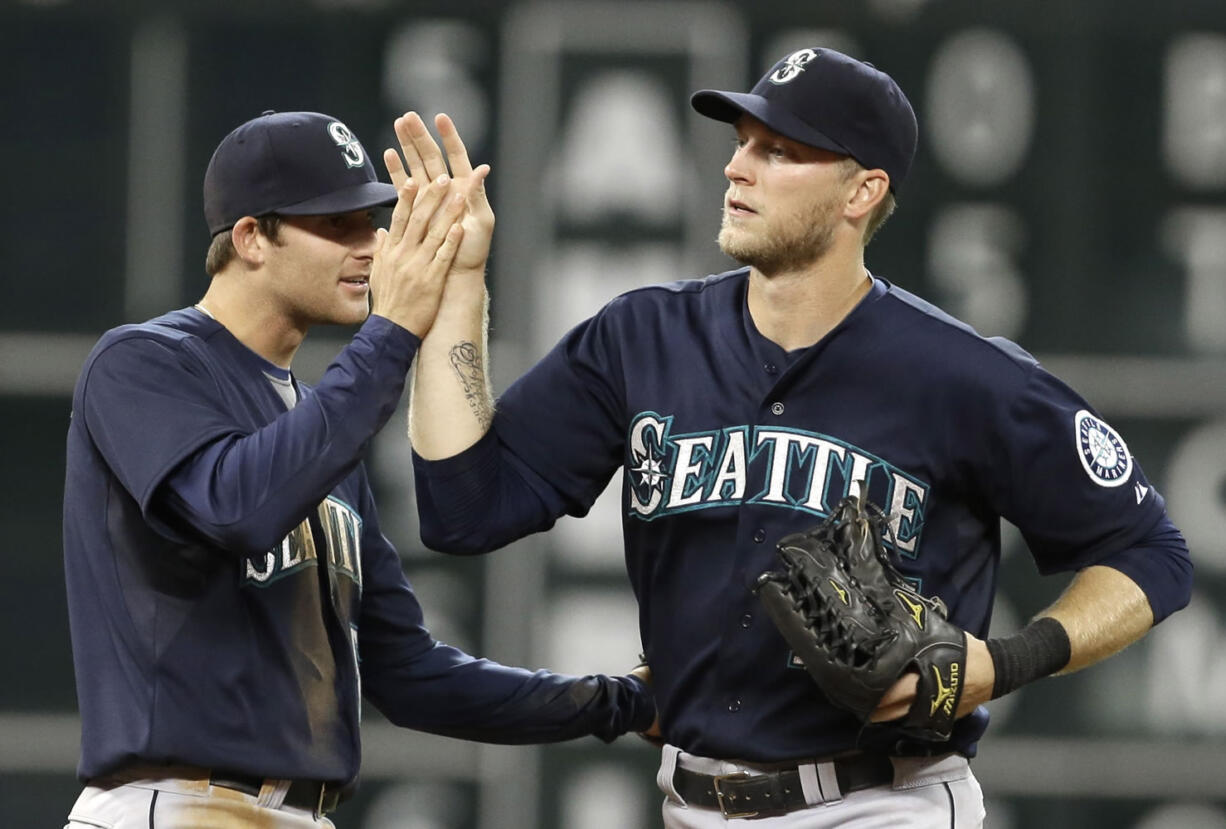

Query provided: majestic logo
[894,589,926,628]
[770,48,818,84]
[328,121,366,168]
[1134,482,1149,504]
[626,412,929,554]
[1074,409,1132,488]
[929,661,961,718]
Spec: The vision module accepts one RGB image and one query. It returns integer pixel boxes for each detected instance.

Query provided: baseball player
[62,110,654,829]
[402,48,1192,827]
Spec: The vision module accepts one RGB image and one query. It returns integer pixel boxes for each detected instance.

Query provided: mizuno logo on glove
[894,589,926,628]
[929,662,962,718]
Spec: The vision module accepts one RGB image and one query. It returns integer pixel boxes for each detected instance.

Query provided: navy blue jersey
[413,269,1191,762]
[63,308,653,786]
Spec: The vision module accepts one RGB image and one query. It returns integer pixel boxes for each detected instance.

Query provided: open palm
[383,112,494,275]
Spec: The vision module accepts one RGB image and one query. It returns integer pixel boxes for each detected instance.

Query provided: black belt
[209,770,341,816]
[673,754,895,819]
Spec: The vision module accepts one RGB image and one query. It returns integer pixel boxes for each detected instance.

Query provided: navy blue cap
[203,110,397,235]
[691,48,918,192]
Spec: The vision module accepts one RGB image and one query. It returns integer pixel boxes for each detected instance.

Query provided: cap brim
[691,90,850,157]
[275,180,399,217]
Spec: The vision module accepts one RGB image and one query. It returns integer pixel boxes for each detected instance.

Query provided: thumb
[469,164,492,207]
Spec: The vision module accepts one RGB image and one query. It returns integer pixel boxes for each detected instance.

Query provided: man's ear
[230,216,265,266]
[846,170,890,220]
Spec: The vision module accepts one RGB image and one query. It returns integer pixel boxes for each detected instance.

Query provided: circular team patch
[1074,409,1132,487]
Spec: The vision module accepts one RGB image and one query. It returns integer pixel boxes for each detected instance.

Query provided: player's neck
[746,253,871,352]
[195,287,306,370]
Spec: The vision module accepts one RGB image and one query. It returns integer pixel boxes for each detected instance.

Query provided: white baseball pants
[64,774,336,829]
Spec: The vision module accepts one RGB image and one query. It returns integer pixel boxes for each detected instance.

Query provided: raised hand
[368,174,469,338]
[384,112,494,276]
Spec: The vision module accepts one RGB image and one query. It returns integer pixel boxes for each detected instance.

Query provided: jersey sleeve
[356,479,655,742]
[78,316,418,554]
[1093,513,1192,623]
[497,304,630,507]
[415,305,628,554]
[971,361,1179,578]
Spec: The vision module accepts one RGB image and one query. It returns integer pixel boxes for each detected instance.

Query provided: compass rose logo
[631,452,665,489]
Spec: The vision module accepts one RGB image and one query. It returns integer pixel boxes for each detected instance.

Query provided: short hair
[863,190,897,246]
[837,158,897,247]
[204,214,284,276]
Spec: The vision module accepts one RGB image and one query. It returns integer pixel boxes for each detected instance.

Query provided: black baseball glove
[752,494,967,741]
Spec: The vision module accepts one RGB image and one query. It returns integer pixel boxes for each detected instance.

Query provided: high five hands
[368,113,494,337]
[386,112,495,277]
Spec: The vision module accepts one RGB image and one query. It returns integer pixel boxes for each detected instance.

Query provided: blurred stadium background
[3,0,1226,826]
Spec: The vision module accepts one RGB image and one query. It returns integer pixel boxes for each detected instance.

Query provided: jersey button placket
[770,401,785,416]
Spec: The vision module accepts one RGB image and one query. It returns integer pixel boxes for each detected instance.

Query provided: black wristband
[984,617,1072,700]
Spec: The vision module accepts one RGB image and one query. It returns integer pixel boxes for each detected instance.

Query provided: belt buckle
[712,772,758,819]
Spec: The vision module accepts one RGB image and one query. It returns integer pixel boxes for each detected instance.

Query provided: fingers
[869,704,907,723]
[438,115,493,217]
[383,180,419,245]
[380,111,492,282]
[409,114,449,181]
[420,188,469,252]
[386,113,490,208]
[868,672,919,723]
[430,222,466,274]
[369,226,389,291]
[394,112,449,182]
[384,175,454,247]
[384,148,409,189]
[390,114,427,186]
[435,113,474,177]
[367,183,468,337]
[372,182,462,278]
[456,163,491,208]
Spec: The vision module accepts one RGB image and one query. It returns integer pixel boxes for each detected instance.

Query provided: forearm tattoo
[448,341,494,430]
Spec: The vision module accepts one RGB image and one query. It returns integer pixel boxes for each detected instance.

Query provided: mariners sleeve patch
[1074,409,1133,487]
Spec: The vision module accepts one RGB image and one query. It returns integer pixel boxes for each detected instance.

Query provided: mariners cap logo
[328,121,365,169]
[769,48,818,85]
[1075,409,1133,487]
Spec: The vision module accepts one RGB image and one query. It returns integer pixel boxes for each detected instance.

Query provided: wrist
[446,266,489,292]
[435,274,488,319]
[984,616,1071,699]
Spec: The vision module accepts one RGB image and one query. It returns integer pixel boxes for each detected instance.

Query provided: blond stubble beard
[718,189,846,276]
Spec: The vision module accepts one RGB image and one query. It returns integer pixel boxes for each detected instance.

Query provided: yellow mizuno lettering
[929,661,961,717]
